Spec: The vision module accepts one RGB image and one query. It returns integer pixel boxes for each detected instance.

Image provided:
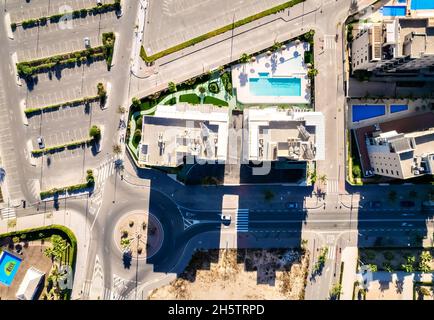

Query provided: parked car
[37,136,45,149]
[400,200,415,208]
[286,202,298,209]
[84,37,90,48]
[96,0,102,6]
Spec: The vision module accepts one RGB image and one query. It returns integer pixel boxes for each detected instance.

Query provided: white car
[84,37,90,48]
[37,136,45,149]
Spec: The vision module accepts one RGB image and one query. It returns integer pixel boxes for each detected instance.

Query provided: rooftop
[246,107,324,162]
[354,112,434,175]
[139,104,229,167]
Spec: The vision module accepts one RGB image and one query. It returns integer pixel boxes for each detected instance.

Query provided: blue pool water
[390,104,408,113]
[352,105,386,122]
[382,6,407,16]
[258,72,270,77]
[0,251,22,287]
[249,77,301,96]
[397,0,407,3]
[411,0,434,10]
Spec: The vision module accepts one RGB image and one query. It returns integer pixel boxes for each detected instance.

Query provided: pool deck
[231,41,310,105]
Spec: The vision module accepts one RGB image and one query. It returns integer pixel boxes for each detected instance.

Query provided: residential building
[245,107,325,162]
[351,23,382,71]
[138,104,229,167]
[351,18,434,76]
[366,127,434,179]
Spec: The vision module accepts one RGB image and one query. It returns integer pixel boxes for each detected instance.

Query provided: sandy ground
[149,248,309,300]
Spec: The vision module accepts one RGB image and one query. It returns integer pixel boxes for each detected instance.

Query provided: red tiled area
[353,112,434,173]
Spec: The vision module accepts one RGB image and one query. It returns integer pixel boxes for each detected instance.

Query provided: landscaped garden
[359,248,434,273]
[0,225,77,300]
[126,68,235,159]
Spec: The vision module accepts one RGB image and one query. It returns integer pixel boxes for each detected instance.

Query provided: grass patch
[140,0,305,63]
[164,96,177,105]
[203,96,228,107]
[179,93,200,105]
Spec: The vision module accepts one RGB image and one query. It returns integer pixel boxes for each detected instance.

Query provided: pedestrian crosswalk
[236,209,249,232]
[95,157,116,189]
[327,179,339,195]
[327,245,336,260]
[1,207,16,220]
[324,34,337,50]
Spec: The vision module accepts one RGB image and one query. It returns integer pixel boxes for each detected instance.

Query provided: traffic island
[114,211,164,261]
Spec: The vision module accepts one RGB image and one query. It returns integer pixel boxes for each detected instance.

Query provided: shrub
[136,116,143,129]
[208,81,220,94]
[129,221,134,227]
[198,86,206,94]
[89,125,101,141]
[10,22,17,30]
[168,81,177,93]
[352,164,361,178]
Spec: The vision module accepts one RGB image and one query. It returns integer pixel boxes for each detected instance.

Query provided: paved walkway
[340,246,358,300]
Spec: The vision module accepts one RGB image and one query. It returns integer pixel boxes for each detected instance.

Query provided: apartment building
[366,128,434,179]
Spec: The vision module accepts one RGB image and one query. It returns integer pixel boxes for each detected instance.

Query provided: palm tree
[113,144,122,155]
[319,174,327,184]
[168,81,177,93]
[117,105,126,114]
[239,53,251,64]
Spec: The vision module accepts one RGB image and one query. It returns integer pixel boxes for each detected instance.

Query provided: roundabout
[114,210,164,260]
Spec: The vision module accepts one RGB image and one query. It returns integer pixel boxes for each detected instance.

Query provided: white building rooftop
[139,104,229,167]
[245,107,325,162]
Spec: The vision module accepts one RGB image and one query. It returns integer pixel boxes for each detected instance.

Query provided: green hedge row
[17,32,115,77]
[31,138,93,156]
[25,96,100,116]
[140,0,305,63]
[40,170,94,199]
[102,32,116,69]
[13,0,121,30]
[0,224,77,264]
[17,47,105,77]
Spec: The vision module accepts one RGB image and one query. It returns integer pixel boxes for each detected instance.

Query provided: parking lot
[12,11,119,62]
[7,0,108,23]
[6,0,119,191]
[28,98,106,189]
[144,0,288,54]
[25,61,109,108]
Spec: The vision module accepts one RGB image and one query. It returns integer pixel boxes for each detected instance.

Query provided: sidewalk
[0,209,91,300]
[340,246,358,300]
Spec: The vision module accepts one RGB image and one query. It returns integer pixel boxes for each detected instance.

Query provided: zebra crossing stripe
[1,207,16,220]
[327,246,335,260]
[237,209,249,232]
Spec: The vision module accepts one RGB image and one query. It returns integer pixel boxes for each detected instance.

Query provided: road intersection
[0,0,433,301]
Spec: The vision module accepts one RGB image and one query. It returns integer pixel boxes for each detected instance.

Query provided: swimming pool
[397,0,407,3]
[382,6,407,16]
[0,251,22,287]
[249,77,301,96]
[411,0,434,10]
[390,104,409,113]
[352,105,386,122]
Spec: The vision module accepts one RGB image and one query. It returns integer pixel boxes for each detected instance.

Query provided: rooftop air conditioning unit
[413,169,420,175]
